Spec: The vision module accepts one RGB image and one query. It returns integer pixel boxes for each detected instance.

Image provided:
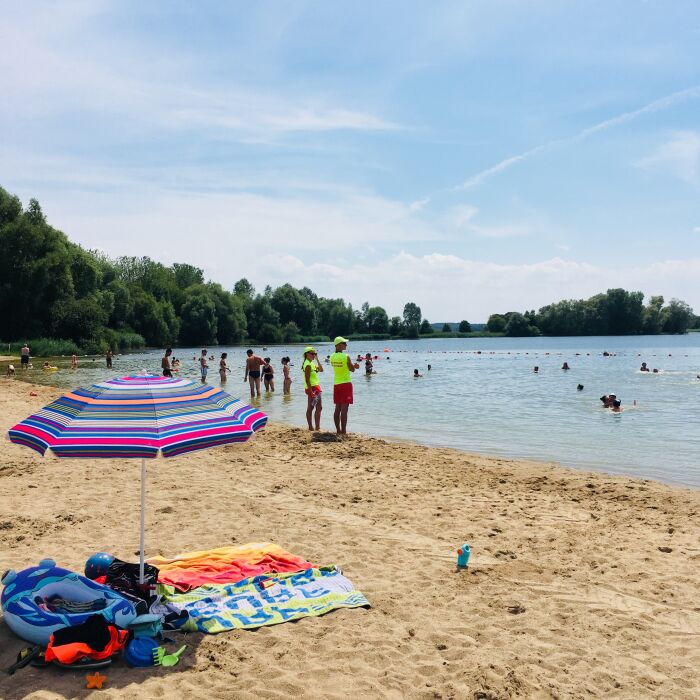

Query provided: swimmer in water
[533,366,539,373]
[610,399,623,413]
[413,369,422,378]
[652,368,659,374]
[640,362,649,372]
[577,384,584,391]
[561,362,570,370]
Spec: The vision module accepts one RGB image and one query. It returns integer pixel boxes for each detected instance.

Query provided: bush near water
[1,186,698,355]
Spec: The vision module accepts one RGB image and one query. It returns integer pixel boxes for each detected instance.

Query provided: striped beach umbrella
[8,374,267,580]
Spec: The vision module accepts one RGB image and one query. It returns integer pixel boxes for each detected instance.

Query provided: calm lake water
[7,335,700,488]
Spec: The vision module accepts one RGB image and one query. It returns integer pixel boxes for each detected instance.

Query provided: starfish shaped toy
[86,671,107,689]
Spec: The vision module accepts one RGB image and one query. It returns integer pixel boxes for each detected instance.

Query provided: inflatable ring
[1,559,137,645]
[42,367,58,372]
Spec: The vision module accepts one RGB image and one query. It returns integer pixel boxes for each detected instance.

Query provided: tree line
[0,187,697,352]
[486,289,698,336]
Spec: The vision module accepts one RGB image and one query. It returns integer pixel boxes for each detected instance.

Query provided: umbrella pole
[139,457,146,584]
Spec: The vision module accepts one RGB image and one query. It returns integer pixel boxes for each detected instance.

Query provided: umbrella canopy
[8,374,267,458]
[8,374,267,582]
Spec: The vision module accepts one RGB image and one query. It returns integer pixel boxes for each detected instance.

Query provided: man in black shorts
[244,349,265,398]
[162,348,173,377]
[20,343,30,369]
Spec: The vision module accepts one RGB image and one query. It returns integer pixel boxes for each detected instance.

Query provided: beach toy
[85,552,115,580]
[86,671,107,689]
[153,644,186,667]
[457,544,471,568]
[125,637,159,667]
[1,559,137,645]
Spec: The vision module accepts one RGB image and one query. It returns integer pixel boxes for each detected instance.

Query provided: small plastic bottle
[457,544,471,568]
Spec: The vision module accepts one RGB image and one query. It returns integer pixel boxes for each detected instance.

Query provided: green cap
[333,336,349,346]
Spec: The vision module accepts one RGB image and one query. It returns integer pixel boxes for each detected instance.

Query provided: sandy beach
[0,379,698,699]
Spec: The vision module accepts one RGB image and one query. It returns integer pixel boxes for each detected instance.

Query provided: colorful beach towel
[154,566,369,633]
[147,543,315,591]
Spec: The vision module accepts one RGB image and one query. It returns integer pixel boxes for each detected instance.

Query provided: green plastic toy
[152,645,186,667]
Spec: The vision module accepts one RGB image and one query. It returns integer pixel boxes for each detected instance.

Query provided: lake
[7,335,700,488]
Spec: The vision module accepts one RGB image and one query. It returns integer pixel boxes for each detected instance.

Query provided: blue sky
[1,0,699,321]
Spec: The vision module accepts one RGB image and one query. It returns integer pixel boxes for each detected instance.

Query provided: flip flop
[7,646,41,675]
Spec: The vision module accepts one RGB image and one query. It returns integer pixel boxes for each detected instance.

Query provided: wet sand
[0,379,698,699]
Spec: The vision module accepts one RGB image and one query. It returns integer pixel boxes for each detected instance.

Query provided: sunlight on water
[7,335,700,487]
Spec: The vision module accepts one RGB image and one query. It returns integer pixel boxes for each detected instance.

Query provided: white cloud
[456,85,700,190]
[249,253,700,320]
[636,131,700,186]
[0,3,397,138]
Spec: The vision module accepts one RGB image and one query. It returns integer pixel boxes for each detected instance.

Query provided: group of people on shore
[160,337,361,435]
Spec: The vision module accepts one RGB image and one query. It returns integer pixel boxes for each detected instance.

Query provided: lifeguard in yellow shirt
[329,336,360,436]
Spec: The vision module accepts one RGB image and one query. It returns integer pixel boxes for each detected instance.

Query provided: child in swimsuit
[262,357,275,392]
[281,357,291,394]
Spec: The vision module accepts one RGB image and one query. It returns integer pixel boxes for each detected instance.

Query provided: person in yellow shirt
[302,346,324,431]
[330,336,360,435]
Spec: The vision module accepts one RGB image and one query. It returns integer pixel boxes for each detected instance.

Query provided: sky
[1,1,699,322]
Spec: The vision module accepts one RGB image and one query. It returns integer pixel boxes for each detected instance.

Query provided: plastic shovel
[152,645,186,667]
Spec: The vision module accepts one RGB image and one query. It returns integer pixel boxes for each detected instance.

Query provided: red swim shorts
[333,382,353,405]
[305,385,321,398]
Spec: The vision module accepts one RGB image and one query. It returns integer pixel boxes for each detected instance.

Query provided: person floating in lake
[577,384,584,391]
[600,393,617,407]
[106,349,113,369]
[652,368,659,374]
[611,399,623,413]
[561,362,570,370]
[302,347,323,431]
[427,364,432,371]
[640,362,649,372]
[262,357,275,392]
[533,366,539,373]
[413,369,422,378]
[219,353,229,383]
[71,354,77,369]
[330,337,360,436]
[365,353,374,376]
[161,347,173,377]
[281,357,292,394]
[244,349,265,398]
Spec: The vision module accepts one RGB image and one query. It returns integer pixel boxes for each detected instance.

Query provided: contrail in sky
[455,84,700,191]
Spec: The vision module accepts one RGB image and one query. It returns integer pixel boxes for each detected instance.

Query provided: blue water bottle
[457,543,471,568]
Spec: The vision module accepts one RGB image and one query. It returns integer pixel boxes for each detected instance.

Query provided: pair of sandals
[6,646,113,675]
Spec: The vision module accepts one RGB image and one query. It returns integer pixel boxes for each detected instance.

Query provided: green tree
[247,295,281,342]
[365,306,389,334]
[420,319,434,334]
[486,314,506,333]
[458,320,471,333]
[661,299,694,334]
[173,263,204,289]
[0,187,22,226]
[180,290,218,345]
[271,283,317,334]
[403,302,422,328]
[643,295,665,334]
[107,279,134,329]
[505,312,538,337]
[389,316,402,336]
[442,323,452,333]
